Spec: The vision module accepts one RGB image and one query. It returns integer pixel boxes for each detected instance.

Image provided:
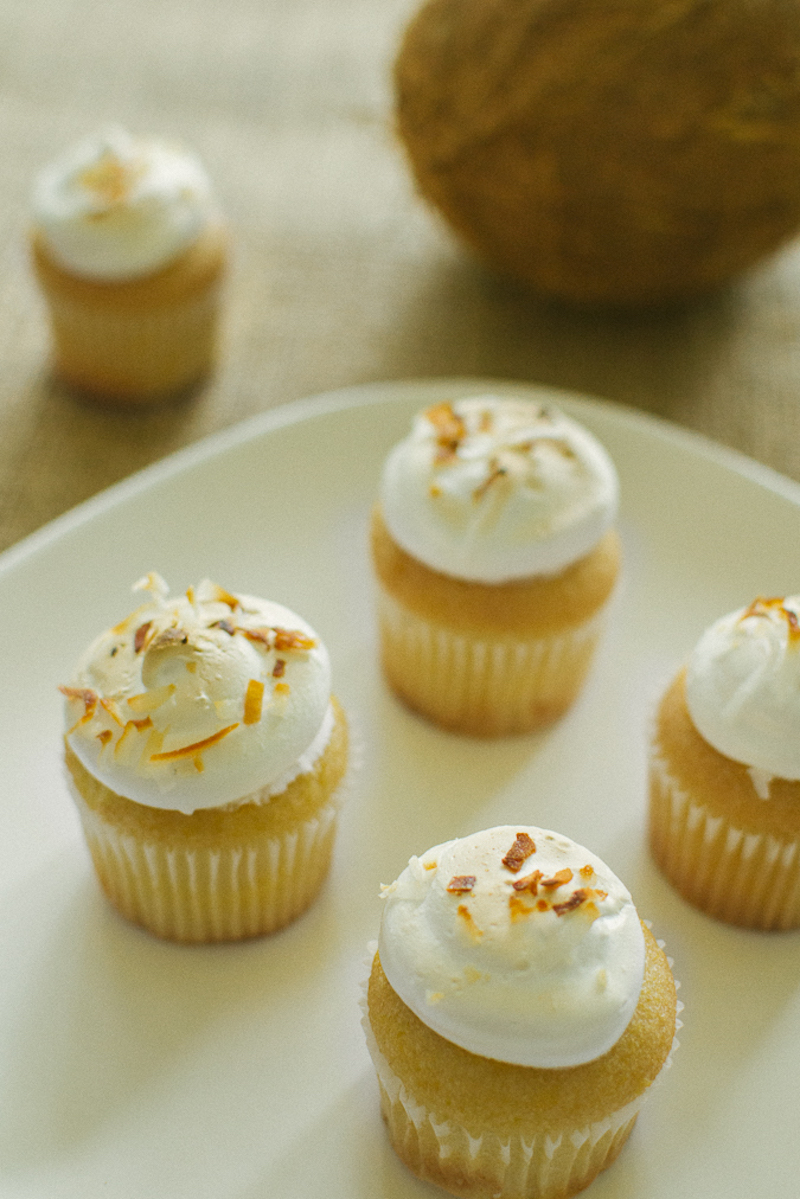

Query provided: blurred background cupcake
[649,594,800,929]
[364,825,679,1199]
[30,126,227,405]
[370,393,621,735]
[61,572,348,942]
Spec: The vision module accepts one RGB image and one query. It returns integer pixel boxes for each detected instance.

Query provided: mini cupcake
[61,573,348,942]
[364,825,678,1199]
[371,395,621,735]
[649,595,800,929]
[31,126,227,404]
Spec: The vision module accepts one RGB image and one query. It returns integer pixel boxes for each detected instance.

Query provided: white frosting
[380,396,619,583]
[63,574,332,814]
[378,825,645,1068]
[33,126,216,280]
[685,595,800,783]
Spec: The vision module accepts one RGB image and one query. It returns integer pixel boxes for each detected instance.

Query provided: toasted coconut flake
[60,685,98,731]
[149,627,189,650]
[243,627,271,648]
[133,571,168,600]
[473,458,509,502]
[502,832,536,873]
[134,621,153,653]
[512,869,543,895]
[209,584,240,610]
[272,658,286,678]
[274,682,290,696]
[140,726,164,764]
[741,596,800,644]
[273,627,316,651]
[541,868,573,890]
[149,723,239,763]
[96,729,113,747]
[114,720,142,761]
[211,619,236,635]
[99,698,123,726]
[59,685,97,714]
[553,888,588,915]
[426,401,466,462]
[243,679,264,725]
[127,684,176,714]
[446,875,476,894]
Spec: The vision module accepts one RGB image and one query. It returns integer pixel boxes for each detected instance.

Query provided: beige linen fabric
[0,0,800,551]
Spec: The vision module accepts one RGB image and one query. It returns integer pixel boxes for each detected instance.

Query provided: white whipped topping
[33,126,216,280]
[63,573,332,813]
[378,825,645,1068]
[379,396,619,583]
[685,595,800,783]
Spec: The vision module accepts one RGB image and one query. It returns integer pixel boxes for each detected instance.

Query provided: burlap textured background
[2,0,800,552]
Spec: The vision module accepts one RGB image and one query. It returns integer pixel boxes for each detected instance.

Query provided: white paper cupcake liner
[68,772,347,942]
[649,749,800,929]
[360,949,682,1199]
[376,590,604,735]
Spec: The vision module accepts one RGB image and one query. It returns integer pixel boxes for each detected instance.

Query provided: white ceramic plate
[2,378,800,1199]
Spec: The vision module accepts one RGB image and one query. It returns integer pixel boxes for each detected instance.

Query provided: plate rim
[3,375,800,579]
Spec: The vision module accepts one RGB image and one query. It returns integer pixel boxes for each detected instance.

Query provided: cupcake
[60,573,348,942]
[364,826,678,1199]
[31,126,227,404]
[649,594,800,929]
[370,395,621,735]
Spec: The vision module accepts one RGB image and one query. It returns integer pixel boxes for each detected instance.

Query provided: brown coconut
[394,0,800,305]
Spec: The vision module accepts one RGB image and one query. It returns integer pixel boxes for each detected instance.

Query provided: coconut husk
[395,0,800,305]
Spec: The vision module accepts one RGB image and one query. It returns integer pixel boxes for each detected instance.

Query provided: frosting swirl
[379,396,619,583]
[378,825,645,1068]
[62,574,332,814]
[685,595,800,784]
[33,126,216,280]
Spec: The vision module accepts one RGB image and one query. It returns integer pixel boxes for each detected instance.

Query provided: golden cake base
[64,699,348,942]
[31,222,227,405]
[371,507,620,736]
[364,927,677,1199]
[649,669,800,929]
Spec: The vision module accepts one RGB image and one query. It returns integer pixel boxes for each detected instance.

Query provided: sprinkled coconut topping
[378,825,645,1068]
[685,594,800,788]
[62,573,332,813]
[379,395,619,583]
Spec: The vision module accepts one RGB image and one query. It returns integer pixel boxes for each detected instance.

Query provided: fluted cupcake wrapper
[363,1009,637,1199]
[360,958,681,1199]
[376,590,604,736]
[68,775,345,943]
[649,750,800,929]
